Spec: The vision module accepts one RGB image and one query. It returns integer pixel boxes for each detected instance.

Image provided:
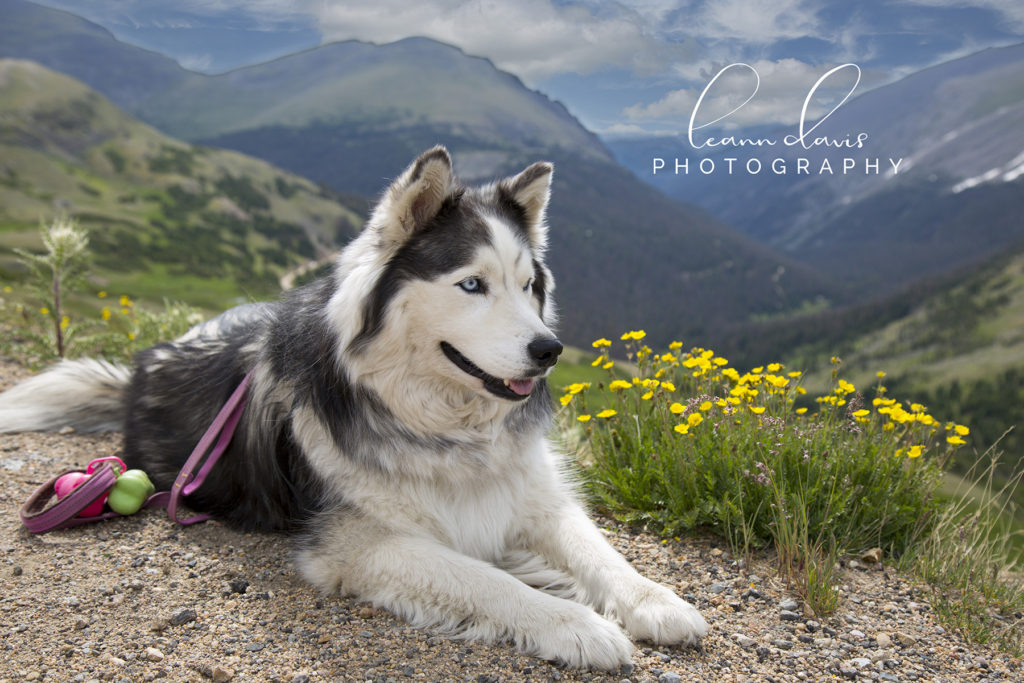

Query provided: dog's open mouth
[440,342,534,401]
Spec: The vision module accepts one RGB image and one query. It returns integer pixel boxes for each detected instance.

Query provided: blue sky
[34,1,1024,136]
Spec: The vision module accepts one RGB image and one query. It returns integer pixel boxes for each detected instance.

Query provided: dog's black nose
[528,337,563,368]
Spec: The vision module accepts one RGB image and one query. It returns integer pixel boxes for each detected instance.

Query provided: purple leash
[19,370,254,533]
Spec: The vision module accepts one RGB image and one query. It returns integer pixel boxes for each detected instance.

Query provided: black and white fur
[0,147,707,669]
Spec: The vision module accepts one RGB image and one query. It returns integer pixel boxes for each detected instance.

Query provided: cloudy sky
[34,0,1024,136]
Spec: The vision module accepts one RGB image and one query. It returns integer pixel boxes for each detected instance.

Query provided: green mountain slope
[137,37,611,163]
[0,59,361,308]
[729,246,1024,467]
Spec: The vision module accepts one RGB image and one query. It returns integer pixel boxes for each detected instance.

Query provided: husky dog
[0,147,707,668]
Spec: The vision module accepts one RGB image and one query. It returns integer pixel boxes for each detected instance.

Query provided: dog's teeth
[503,379,510,387]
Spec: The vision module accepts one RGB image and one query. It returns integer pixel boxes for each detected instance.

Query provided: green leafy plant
[12,214,91,358]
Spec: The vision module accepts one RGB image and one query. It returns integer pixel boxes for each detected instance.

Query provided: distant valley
[607,43,1024,291]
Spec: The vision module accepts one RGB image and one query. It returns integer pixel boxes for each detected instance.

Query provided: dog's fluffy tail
[0,358,131,434]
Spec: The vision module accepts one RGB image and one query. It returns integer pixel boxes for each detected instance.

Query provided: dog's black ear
[502,162,553,250]
[372,146,454,247]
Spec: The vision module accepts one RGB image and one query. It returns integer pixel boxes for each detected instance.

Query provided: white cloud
[178,53,213,71]
[686,0,824,44]
[302,0,691,83]
[625,58,863,129]
[903,0,1024,31]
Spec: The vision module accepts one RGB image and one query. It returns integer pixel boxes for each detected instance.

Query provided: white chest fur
[292,405,567,561]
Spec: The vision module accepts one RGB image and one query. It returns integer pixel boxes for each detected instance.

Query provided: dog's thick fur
[0,148,707,668]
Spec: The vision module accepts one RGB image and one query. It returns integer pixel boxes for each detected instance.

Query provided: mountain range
[607,42,1024,290]
[0,0,835,348]
[0,58,361,308]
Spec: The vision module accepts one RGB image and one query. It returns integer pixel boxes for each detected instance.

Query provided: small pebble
[168,609,196,626]
[145,647,164,662]
[733,633,757,650]
[658,673,681,683]
[779,597,799,611]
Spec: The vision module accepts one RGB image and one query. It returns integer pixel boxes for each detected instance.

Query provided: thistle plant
[13,215,90,358]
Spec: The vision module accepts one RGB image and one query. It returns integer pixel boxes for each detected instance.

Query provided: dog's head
[343,146,560,404]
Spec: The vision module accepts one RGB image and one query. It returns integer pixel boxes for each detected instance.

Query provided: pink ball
[54,471,107,517]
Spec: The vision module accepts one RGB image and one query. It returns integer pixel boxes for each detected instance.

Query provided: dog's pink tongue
[508,379,534,396]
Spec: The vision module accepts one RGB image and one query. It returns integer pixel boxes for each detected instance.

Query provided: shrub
[561,332,968,614]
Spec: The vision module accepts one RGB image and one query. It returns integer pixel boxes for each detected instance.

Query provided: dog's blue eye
[523,279,532,292]
[459,277,482,293]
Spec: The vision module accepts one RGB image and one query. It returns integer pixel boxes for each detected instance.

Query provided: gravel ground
[1,360,1021,683]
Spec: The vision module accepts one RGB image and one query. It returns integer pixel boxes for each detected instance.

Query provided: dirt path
[0,361,1019,682]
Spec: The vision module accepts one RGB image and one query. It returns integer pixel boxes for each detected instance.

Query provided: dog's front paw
[524,600,634,670]
[618,582,708,646]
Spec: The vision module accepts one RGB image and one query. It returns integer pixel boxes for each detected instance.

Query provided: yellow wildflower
[566,383,589,395]
[578,414,592,423]
[852,409,870,418]
[907,445,924,458]
[668,341,683,351]
[641,391,653,401]
[97,290,107,298]
[609,380,632,391]
[947,435,966,446]
[620,330,646,341]
[749,405,766,415]
[795,407,808,415]
[660,381,676,392]
[876,370,887,379]
[954,424,970,436]
[788,371,802,378]
[119,295,132,307]
[687,413,703,428]
[767,363,782,372]
[669,402,685,415]
[101,307,111,322]
[673,424,690,435]
[60,315,69,330]
[596,409,617,419]
[591,355,605,367]
[592,338,612,348]
[559,394,573,406]
[40,307,50,315]
[602,361,614,370]
[699,401,712,412]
